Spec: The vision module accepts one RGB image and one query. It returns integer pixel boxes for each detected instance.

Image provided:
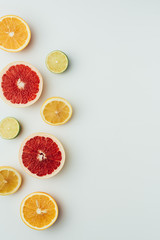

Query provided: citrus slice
[0,166,22,195]
[20,192,58,230]
[0,61,43,107]
[41,97,72,126]
[46,50,68,73]
[0,15,31,52]
[19,132,65,178]
[0,117,20,139]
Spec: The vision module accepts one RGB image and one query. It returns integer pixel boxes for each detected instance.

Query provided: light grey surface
[0,0,159,239]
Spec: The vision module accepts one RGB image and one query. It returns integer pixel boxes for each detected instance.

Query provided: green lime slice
[0,117,20,139]
[46,50,69,73]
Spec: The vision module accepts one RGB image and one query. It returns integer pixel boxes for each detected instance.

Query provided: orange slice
[0,166,22,195]
[0,15,31,52]
[20,192,58,230]
[41,97,72,126]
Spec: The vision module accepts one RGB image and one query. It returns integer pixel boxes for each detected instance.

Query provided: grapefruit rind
[0,15,31,52]
[40,97,73,126]
[19,132,65,179]
[20,192,58,230]
[0,117,20,139]
[0,166,22,195]
[0,61,43,107]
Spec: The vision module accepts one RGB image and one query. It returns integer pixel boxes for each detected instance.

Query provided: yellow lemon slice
[20,192,58,230]
[0,15,31,52]
[41,97,72,126]
[46,50,68,73]
[0,166,22,195]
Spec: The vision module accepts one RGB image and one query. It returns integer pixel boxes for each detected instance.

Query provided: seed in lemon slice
[0,15,31,52]
[41,97,72,126]
[0,117,20,139]
[0,166,22,195]
[20,192,58,230]
[46,50,68,73]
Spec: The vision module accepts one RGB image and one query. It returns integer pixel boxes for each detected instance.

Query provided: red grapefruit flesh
[19,133,65,178]
[0,62,43,107]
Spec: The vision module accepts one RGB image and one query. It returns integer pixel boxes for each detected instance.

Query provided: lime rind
[0,117,21,140]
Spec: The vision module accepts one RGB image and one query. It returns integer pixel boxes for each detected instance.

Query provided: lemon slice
[46,50,68,73]
[0,166,22,195]
[40,97,72,126]
[20,192,58,230]
[0,117,20,139]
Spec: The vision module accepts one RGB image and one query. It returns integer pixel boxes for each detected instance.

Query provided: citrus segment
[0,15,31,52]
[46,50,68,73]
[0,117,20,139]
[19,133,65,178]
[0,62,43,107]
[20,192,58,230]
[41,97,72,126]
[0,166,22,195]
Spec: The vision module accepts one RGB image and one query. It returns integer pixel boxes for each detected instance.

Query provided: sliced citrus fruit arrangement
[46,50,68,73]
[20,192,58,230]
[41,97,72,126]
[0,166,22,195]
[0,61,43,107]
[0,15,31,52]
[0,117,20,139]
[19,132,65,178]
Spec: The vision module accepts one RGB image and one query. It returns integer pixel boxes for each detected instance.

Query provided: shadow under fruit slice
[20,192,58,230]
[0,166,22,195]
[19,133,65,178]
[0,61,43,107]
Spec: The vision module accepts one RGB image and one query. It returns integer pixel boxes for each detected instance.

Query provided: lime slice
[0,117,20,139]
[46,50,68,73]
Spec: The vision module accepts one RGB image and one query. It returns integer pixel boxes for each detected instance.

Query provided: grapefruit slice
[0,166,22,195]
[19,133,65,178]
[0,62,43,107]
[20,192,58,230]
[0,15,31,52]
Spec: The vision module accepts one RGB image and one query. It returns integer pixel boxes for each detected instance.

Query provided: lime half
[46,50,68,73]
[0,117,20,139]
